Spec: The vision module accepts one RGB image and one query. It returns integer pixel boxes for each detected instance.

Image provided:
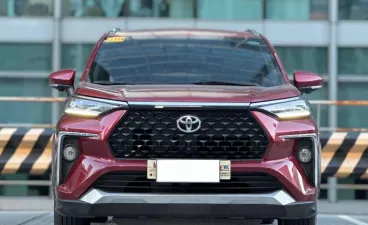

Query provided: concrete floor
[1,212,368,225]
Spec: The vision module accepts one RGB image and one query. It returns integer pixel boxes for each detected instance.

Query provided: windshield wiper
[93,81,136,85]
[188,81,259,86]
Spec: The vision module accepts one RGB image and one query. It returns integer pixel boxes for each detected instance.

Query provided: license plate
[147,159,231,182]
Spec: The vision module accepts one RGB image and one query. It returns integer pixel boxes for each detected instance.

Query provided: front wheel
[278,216,316,225]
[54,210,92,225]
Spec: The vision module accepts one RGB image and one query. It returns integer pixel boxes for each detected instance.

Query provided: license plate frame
[147,159,231,182]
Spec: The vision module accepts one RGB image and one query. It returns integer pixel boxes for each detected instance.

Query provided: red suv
[50,29,323,225]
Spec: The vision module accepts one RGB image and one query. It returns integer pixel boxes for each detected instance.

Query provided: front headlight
[64,97,122,118]
[258,99,311,120]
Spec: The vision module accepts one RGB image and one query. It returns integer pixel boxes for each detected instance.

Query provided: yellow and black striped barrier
[0,128,368,180]
[0,128,53,175]
[320,132,368,179]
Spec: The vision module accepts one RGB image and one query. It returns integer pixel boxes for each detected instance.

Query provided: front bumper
[54,108,320,217]
[55,189,317,219]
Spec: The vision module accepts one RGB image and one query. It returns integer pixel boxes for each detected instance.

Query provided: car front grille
[108,110,269,160]
[92,171,283,194]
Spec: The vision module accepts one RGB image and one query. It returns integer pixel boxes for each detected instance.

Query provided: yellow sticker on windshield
[104,36,125,43]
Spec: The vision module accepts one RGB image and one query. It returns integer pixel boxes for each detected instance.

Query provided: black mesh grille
[92,171,282,194]
[108,110,269,159]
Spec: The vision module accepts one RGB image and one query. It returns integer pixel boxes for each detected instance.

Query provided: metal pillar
[328,177,338,203]
[51,0,62,126]
[49,0,63,199]
[328,0,338,129]
[327,0,339,203]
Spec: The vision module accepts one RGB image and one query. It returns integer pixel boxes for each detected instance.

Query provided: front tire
[278,216,316,225]
[54,210,92,225]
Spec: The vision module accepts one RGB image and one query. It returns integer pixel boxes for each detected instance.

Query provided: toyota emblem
[177,115,201,133]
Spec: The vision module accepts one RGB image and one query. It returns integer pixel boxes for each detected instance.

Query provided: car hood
[75,82,300,104]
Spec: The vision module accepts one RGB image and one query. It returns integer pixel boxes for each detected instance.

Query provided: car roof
[105,28,263,40]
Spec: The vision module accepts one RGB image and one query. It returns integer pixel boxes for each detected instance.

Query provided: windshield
[88,35,285,87]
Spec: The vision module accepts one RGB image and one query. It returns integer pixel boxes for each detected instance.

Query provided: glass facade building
[0,0,368,127]
[0,0,368,128]
[1,0,368,199]
[0,0,368,129]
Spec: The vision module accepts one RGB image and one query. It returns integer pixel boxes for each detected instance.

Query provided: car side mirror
[49,69,76,96]
[293,71,323,94]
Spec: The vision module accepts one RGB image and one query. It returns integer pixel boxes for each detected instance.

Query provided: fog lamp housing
[297,146,312,164]
[63,144,78,162]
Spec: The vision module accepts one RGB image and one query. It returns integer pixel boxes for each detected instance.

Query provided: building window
[265,0,329,20]
[61,44,94,85]
[275,47,328,74]
[197,0,262,20]
[0,0,53,16]
[60,0,330,20]
[310,0,329,20]
[0,78,51,124]
[0,44,52,71]
[63,0,196,18]
[63,0,117,17]
[339,0,368,20]
[141,0,196,18]
[339,48,368,75]
[62,44,94,72]
[338,83,368,128]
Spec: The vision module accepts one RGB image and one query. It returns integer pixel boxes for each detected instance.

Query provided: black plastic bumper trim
[55,199,316,220]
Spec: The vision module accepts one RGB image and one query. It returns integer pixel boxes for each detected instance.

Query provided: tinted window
[88,36,285,87]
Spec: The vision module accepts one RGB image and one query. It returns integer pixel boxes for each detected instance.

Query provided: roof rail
[109,28,121,34]
[245,29,260,35]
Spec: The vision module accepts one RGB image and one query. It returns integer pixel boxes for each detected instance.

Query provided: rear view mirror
[48,69,76,95]
[293,71,323,94]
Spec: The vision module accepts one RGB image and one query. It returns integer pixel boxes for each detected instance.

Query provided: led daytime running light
[259,99,311,120]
